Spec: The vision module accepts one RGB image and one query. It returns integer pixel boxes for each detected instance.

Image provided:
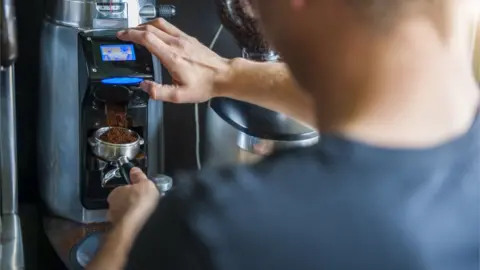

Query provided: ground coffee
[99,127,137,144]
[105,103,128,127]
[101,103,136,144]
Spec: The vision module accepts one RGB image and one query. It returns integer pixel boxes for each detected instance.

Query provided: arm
[217,57,317,129]
[86,168,210,270]
[88,196,210,270]
[86,168,162,270]
[124,190,211,270]
[116,19,317,129]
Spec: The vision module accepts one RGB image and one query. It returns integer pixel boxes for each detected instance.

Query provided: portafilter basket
[88,127,144,185]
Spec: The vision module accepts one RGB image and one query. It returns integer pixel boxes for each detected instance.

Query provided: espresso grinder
[39,0,176,225]
[79,31,153,210]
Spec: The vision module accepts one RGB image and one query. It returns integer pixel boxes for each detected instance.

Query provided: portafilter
[88,127,143,185]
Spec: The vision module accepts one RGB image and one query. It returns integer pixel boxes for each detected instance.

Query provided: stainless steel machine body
[0,66,25,270]
[45,0,175,29]
[38,0,172,224]
[1,0,25,267]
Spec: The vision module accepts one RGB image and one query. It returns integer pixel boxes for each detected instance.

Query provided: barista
[88,1,480,269]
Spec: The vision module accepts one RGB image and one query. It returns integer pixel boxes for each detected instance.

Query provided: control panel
[78,30,154,84]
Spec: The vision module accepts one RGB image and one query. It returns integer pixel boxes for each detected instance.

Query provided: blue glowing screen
[100,44,136,61]
[101,77,144,85]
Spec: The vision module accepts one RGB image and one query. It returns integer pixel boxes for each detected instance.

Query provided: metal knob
[150,174,173,194]
[139,4,176,20]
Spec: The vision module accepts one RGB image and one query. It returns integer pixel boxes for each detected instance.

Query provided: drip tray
[69,232,103,269]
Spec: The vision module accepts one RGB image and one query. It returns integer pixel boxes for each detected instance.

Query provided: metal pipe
[0,66,19,215]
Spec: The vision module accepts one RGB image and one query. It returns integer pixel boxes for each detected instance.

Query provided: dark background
[15,0,240,268]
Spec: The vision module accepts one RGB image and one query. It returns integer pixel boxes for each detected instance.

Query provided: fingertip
[139,80,151,88]
[130,167,142,175]
[139,81,154,95]
[130,167,147,184]
[116,30,125,38]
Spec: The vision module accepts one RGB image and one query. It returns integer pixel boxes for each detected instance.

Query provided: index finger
[141,18,185,37]
[117,28,176,68]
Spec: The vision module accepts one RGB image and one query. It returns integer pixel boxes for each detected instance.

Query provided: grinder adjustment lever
[118,156,135,184]
[139,4,176,20]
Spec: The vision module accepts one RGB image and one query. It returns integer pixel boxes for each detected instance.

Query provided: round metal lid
[150,174,173,193]
[210,97,317,141]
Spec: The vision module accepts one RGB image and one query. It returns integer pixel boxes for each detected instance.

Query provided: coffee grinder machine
[39,0,175,224]
[79,30,153,210]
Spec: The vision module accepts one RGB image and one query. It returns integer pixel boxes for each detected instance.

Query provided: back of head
[252,0,479,134]
[253,0,477,87]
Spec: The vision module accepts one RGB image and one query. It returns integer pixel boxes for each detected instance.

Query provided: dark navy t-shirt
[126,114,480,270]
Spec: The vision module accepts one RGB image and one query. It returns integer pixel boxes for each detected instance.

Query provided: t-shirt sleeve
[124,178,214,270]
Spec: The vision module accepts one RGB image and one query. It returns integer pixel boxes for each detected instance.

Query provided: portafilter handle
[118,156,135,184]
[101,167,120,187]
[117,156,173,194]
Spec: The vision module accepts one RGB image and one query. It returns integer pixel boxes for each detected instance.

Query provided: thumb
[139,80,190,103]
[130,167,148,184]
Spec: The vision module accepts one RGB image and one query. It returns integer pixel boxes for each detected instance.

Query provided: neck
[314,18,480,148]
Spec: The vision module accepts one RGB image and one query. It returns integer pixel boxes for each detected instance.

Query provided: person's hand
[107,168,160,234]
[117,18,230,103]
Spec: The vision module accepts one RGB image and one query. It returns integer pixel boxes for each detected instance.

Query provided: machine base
[43,216,110,270]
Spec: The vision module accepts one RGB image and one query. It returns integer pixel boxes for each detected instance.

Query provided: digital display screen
[100,44,136,61]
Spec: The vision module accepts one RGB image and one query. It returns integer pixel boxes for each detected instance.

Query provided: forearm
[216,57,317,129]
[86,221,137,270]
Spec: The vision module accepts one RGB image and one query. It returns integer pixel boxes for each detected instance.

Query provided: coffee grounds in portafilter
[101,103,137,144]
[99,127,137,144]
[214,0,271,53]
